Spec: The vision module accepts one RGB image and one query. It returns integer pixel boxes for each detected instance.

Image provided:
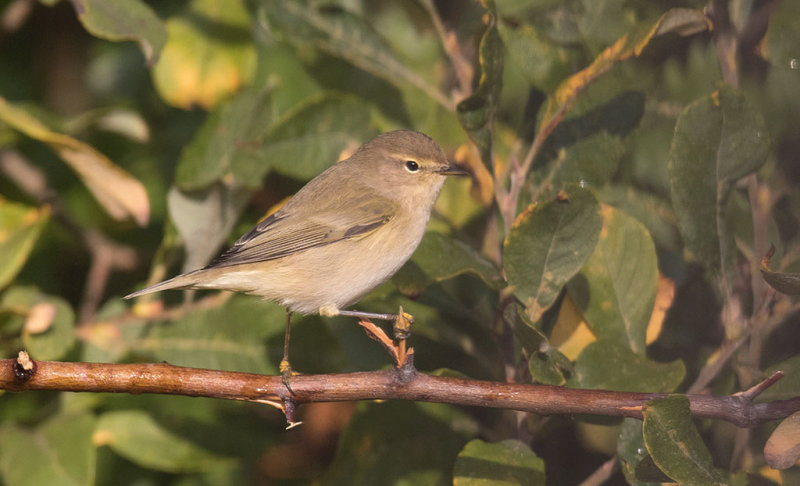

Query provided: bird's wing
[206,194,397,268]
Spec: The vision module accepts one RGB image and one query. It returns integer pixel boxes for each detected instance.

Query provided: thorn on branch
[735,370,785,403]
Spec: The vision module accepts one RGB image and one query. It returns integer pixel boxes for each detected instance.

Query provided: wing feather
[207,194,396,268]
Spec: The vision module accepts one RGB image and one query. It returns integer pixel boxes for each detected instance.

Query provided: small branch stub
[283,396,303,430]
[736,371,785,402]
[357,307,415,368]
[14,350,36,382]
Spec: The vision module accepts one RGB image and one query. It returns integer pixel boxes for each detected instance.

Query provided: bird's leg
[336,309,397,321]
[279,310,296,395]
[337,309,415,325]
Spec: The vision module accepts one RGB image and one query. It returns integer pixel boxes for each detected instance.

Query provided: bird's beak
[436,163,469,176]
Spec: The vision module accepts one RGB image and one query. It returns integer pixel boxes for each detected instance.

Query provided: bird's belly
[216,216,426,315]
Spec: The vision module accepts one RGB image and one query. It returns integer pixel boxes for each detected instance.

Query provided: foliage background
[1,0,799,484]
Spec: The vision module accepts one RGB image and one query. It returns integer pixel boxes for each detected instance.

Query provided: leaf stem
[419,0,472,97]
[502,102,569,233]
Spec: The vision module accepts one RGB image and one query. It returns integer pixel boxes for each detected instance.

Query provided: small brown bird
[126,130,466,377]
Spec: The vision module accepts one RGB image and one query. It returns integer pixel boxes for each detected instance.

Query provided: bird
[125,130,467,382]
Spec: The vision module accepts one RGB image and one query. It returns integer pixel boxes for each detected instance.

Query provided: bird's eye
[405,160,420,172]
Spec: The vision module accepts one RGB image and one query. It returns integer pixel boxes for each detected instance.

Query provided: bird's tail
[123,270,205,299]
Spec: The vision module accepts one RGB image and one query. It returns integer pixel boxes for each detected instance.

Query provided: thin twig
[419,0,472,97]
[502,102,569,232]
[736,371,785,402]
[79,229,137,322]
[688,301,800,394]
[0,0,33,38]
[688,334,749,394]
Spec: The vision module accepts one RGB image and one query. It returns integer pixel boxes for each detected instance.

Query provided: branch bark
[3,355,798,428]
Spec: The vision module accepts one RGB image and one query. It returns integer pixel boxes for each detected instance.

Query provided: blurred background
[1,0,799,484]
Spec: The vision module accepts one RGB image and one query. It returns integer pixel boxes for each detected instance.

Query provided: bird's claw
[279,359,298,395]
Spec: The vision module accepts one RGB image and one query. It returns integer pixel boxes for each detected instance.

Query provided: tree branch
[3,355,798,428]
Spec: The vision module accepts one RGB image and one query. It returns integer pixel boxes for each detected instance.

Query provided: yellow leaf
[758,465,783,484]
[454,143,493,206]
[765,411,800,470]
[646,274,675,345]
[539,8,711,136]
[152,0,256,110]
[0,98,149,226]
[24,302,56,334]
[552,293,596,360]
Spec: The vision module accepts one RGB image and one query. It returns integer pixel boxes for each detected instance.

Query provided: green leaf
[760,247,800,295]
[261,1,449,108]
[551,133,626,189]
[263,94,374,180]
[432,175,487,229]
[323,401,472,485]
[0,201,49,289]
[577,0,634,50]
[176,91,369,189]
[71,0,166,66]
[502,303,572,385]
[547,90,645,153]
[570,342,684,392]
[392,231,504,296]
[0,413,96,486]
[762,0,800,70]
[1,286,76,361]
[498,20,573,93]
[139,295,285,373]
[175,87,273,190]
[599,186,682,254]
[496,0,562,14]
[628,119,674,193]
[760,268,800,295]
[457,0,503,172]
[567,205,658,354]
[765,411,800,470]
[95,410,232,473]
[662,37,723,105]
[167,183,251,272]
[538,8,710,137]
[668,85,769,275]
[151,0,256,110]
[528,346,572,386]
[617,418,670,485]
[88,294,284,373]
[453,439,545,485]
[0,97,150,226]
[642,395,728,485]
[503,186,602,324]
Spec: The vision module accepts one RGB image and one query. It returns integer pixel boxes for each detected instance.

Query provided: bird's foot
[279,359,299,395]
[393,307,414,340]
